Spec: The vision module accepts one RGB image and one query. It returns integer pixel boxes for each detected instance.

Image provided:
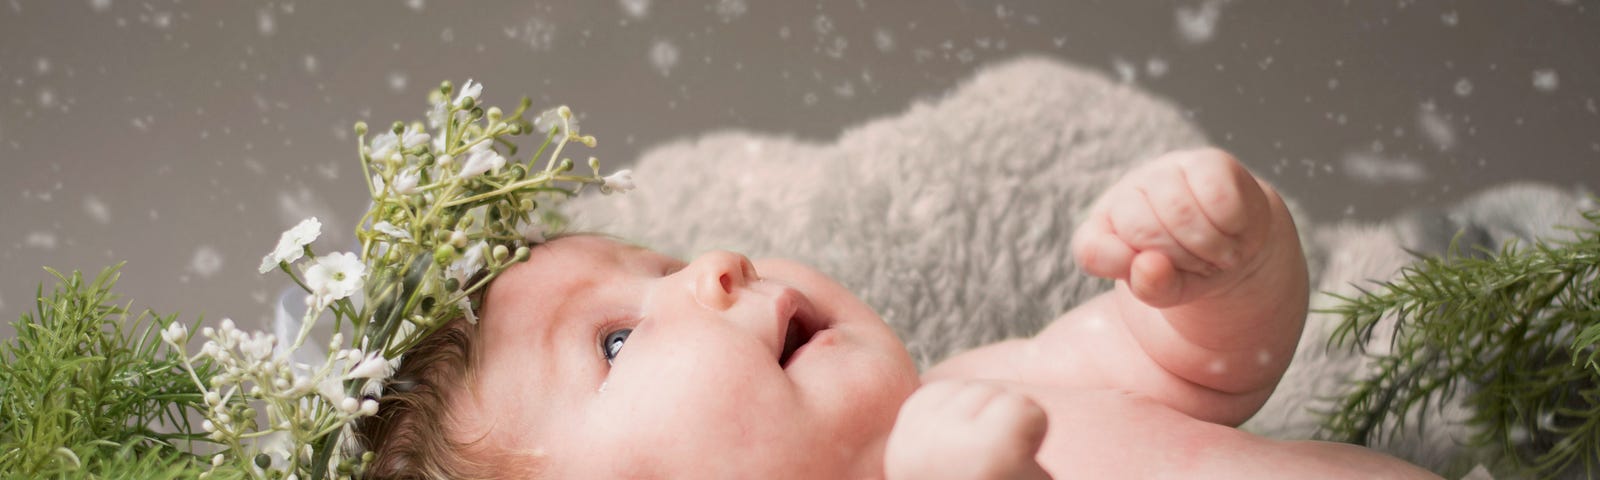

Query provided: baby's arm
[927,149,1307,426]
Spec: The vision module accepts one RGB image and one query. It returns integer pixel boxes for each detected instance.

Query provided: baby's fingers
[1071,211,1136,280]
[1140,165,1236,270]
[1106,187,1217,276]
[1129,250,1184,308]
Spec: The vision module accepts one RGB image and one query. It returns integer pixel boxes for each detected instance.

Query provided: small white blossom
[161,322,188,346]
[446,241,487,290]
[373,221,412,241]
[369,132,402,163]
[259,217,322,274]
[454,78,483,107]
[457,143,505,178]
[399,124,430,149]
[427,100,449,129]
[535,106,578,135]
[344,352,394,381]
[391,168,421,195]
[304,252,365,310]
[458,296,479,324]
[601,169,635,194]
[238,330,275,364]
[360,399,379,416]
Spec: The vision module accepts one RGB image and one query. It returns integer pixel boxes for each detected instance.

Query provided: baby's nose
[687,250,757,311]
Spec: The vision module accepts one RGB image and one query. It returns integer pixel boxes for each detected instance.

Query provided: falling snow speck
[511,17,557,51]
[714,0,747,22]
[24,232,57,250]
[84,195,111,224]
[35,57,51,75]
[257,8,276,36]
[1112,58,1137,83]
[1532,69,1559,92]
[406,0,425,11]
[1436,10,1460,26]
[388,72,409,93]
[1454,78,1473,97]
[304,55,319,74]
[1417,105,1457,152]
[874,28,895,53]
[90,0,110,12]
[620,0,649,19]
[1175,1,1222,45]
[190,246,225,278]
[650,40,680,77]
[1146,58,1169,78]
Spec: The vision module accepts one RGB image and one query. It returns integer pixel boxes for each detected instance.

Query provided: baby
[357,149,1441,479]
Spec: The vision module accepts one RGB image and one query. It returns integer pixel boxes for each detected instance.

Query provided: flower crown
[158,79,632,479]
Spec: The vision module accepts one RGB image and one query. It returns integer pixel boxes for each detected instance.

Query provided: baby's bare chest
[1014,385,1269,478]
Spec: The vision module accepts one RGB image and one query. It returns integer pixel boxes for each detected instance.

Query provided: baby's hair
[352,316,538,479]
[355,232,619,479]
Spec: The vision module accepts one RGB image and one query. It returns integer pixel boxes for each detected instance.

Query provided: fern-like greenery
[1322,208,1600,479]
[0,264,226,478]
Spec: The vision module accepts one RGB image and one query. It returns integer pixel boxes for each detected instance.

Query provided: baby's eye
[601,328,632,365]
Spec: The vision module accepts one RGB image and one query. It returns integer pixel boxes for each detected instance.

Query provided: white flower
[359,399,379,416]
[535,106,578,135]
[369,132,401,163]
[373,221,412,241]
[446,241,487,289]
[259,217,322,274]
[238,330,276,364]
[454,78,483,107]
[601,169,635,194]
[161,322,188,346]
[457,142,505,178]
[399,124,430,149]
[458,296,479,324]
[427,100,449,129]
[304,252,365,310]
[344,352,394,381]
[391,168,421,195]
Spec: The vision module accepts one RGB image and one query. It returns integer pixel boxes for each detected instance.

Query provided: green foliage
[0,264,222,478]
[1322,208,1600,478]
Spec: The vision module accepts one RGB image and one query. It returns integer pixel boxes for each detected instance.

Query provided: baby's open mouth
[779,315,813,368]
[777,290,826,369]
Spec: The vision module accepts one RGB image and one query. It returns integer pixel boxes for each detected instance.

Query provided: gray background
[1,0,1596,333]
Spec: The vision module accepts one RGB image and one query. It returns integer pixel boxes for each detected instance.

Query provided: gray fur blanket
[569,56,1590,478]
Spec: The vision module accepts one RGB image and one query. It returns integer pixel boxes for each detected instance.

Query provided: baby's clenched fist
[1071,148,1283,308]
[885,380,1051,480]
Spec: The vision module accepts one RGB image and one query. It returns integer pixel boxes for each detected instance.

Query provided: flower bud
[255,453,271,469]
[354,122,368,136]
[557,158,573,173]
[470,106,484,119]
[205,391,221,405]
[212,454,225,466]
[579,135,597,148]
[341,397,360,414]
[492,244,510,263]
[520,198,535,212]
[437,154,453,167]
[439,80,453,95]
[459,96,475,110]
[434,244,457,264]
[391,121,405,135]
[360,399,380,416]
[588,156,601,173]
[514,246,531,262]
[487,106,503,123]
[444,277,460,292]
[506,123,522,135]
[450,230,468,249]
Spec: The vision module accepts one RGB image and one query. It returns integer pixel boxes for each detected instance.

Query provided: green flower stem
[442,173,596,208]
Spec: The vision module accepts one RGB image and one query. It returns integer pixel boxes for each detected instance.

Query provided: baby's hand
[1071,148,1277,308]
[884,381,1051,480]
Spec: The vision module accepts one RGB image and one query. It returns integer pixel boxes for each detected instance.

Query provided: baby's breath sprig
[161,79,634,480]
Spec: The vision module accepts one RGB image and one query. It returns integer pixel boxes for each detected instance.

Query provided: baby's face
[468,235,919,478]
